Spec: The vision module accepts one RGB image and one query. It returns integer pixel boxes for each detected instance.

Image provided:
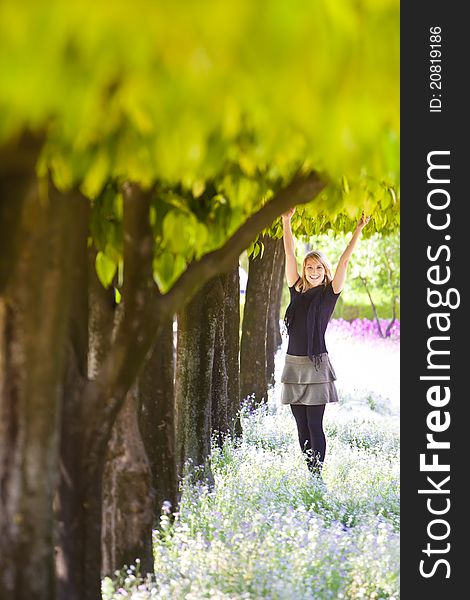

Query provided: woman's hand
[282,207,296,221]
[356,211,370,231]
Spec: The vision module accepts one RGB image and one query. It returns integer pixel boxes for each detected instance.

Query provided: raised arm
[282,208,300,287]
[332,212,370,294]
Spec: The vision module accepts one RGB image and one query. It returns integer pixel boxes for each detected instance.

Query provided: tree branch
[157,170,325,320]
[359,275,384,338]
[121,182,158,304]
[83,183,158,433]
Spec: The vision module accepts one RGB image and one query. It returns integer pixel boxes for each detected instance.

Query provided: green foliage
[1,0,399,289]
[153,251,187,293]
[1,0,399,185]
[95,251,117,288]
[289,230,400,319]
[89,185,123,261]
[162,209,208,256]
[345,232,400,320]
[246,239,265,260]
[333,296,400,321]
[347,232,399,286]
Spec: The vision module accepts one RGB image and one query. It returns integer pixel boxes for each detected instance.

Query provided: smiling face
[298,250,332,292]
[304,257,326,288]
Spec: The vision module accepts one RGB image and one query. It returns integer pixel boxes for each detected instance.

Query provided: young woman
[281,207,370,476]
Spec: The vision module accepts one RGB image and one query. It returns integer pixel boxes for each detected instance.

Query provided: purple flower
[329,318,400,340]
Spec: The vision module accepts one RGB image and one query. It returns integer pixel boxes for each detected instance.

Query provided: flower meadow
[328,319,400,341]
[102,323,400,599]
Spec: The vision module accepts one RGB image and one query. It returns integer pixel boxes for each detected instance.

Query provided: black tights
[290,404,326,472]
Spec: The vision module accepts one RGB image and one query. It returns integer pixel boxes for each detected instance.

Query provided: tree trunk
[55,193,91,600]
[101,389,154,577]
[175,277,223,484]
[0,179,85,600]
[0,132,44,293]
[211,280,229,448]
[87,246,116,379]
[87,249,159,578]
[359,276,384,337]
[138,317,178,519]
[222,263,242,438]
[56,354,89,600]
[384,253,399,338]
[266,238,285,385]
[240,235,278,404]
[385,295,398,337]
[78,186,157,600]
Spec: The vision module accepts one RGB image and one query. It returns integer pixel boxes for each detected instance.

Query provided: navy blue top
[285,279,340,357]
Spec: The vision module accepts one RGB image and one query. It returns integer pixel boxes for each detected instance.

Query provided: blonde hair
[296,250,333,292]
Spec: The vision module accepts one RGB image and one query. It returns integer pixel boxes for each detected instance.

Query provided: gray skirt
[280,353,339,406]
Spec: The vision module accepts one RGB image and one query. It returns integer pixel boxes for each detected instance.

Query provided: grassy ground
[102,329,400,600]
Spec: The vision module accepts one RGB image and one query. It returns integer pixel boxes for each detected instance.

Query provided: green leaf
[154,251,187,292]
[193,222,209,259]
[80,150,110,200]
[162,209,199,255]
[95,251,117,288]
[246,240,256,258]
[154,251,175,291]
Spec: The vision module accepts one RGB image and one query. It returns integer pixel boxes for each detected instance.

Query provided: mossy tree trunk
[78,185,157,600]
[222,263,242,438]
[175,276,224,484]
[56,184,157,600]
[240,235,278,404]
[55,193,91,600]
[57,240,117,600]
[211,263,243,447]
[101,388,154,577]
[86,250,157,579]
[0,162,86,600]
[0,132,44,293]
[87,246,116,380]
[266,238,285,385]
[211,295,229,449]
[101,313,171,581]
[138,318,178,519]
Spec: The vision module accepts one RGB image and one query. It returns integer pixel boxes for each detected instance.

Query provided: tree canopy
[1,0,399,291]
